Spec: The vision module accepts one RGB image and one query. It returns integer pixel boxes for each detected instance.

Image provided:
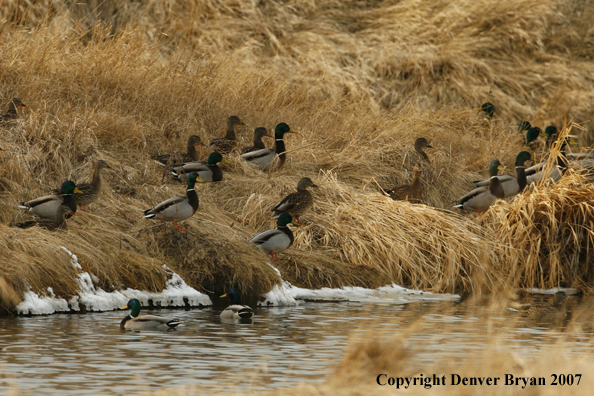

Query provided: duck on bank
[209,116,245,154]
[143,171,203,231]
[171,152,228,182]
[240,123,298,172]
[272,177,318,225]
[249,213,298,260]
[455,160,504,215]
[154,135,205,167]
[19,181,81,220]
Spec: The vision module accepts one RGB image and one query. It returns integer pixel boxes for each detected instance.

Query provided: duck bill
[289,129,298,134]
[74,187,83,193]
[196,176,204,183]
[291,219,300,226]
[311,184,319,188]
[221,159,230,164]
[426,144,433,148]
[220,293,227,298]
[497,165,504,171]
[120,305,129,310]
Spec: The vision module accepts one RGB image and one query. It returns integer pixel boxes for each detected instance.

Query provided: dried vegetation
[0,0,594,310]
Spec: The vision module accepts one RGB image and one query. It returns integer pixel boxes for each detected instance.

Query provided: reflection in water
[0,296,588,395]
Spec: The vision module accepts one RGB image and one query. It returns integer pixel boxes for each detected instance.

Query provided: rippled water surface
[0,294,589,395]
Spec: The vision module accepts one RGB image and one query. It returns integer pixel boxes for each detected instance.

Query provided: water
[0,297,588,395]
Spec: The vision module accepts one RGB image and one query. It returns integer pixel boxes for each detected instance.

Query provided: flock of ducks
[3,97,587,329]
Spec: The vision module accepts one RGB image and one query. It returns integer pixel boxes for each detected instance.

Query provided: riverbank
[1,0,594,312]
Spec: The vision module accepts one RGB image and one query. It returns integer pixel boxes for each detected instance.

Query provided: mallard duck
[13,205,73,231]
[385,165,423,203]
[209,116,245,154]
[0,98,27,122]
[171,151,228,182]
[154,135,205,167]
[120,298,181,330]
[476,102,495,119]
[19,181,81,220]
[518,121,532,133]
[75,160,113,210]
[544,126,558,150]
[526,153,569,185]
[249,213,298,260]
[272,177,318,225]
[522,292,569,320]
[143,171,202,231]
[525,127,542,148]
[473,152,533,198]
[414,138,433,163]
[220,288,254,320]
[455,160,504,215]
[241,127,270,154]
[240,123,298,172]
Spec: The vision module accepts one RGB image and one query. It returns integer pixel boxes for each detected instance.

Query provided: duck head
[207,151,229,165]
[60,181,82,195]
[121,298,142,318]
[274,123,298,139]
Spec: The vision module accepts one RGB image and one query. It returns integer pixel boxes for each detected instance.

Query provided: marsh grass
[0,0,594,309]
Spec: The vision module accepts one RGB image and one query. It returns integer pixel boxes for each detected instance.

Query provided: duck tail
[238,308,254,319]
[171,169,181,178]
[143,209,156,219]
[18,203,29,209]
[166,319,181,328]
[153,160,167,167]
[453,204,463,210]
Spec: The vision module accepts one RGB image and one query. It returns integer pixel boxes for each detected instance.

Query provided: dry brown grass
[0,0,593,310]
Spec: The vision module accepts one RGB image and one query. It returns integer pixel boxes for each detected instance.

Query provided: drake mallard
[518,121,532,133]
[120,298,181,330]
[240,123,298,172]
[0,98,27,122]
[143,171,202,231]
[544,126,558,150]
[75,160,113,210]
[220,288,254,320]
[171,151,228,182]
[454,160,504,215]
[476,102,495,119]
[249,213,298,260]
[209,116,245,154]
[526,153,569,185]
[241,127,270,154]
[473,152,533,198]
[272,177,318,225]
[414,138,433,163]
[385,165,423,203]
[19,181,81,220]
[525,127,542,149]
[13,205,73,231]
[154,135,205,167]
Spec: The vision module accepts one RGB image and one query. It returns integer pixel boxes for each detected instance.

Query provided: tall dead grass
[0,0,593,310]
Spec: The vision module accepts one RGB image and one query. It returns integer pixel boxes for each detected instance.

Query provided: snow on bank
[259,264,459,306]
[16,247,212,315]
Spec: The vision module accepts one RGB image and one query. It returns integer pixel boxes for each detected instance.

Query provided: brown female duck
[272,177,318,225]
[209,116,245,154]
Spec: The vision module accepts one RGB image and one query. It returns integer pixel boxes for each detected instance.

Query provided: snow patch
[259,263,459,306]
[16,248,212,315]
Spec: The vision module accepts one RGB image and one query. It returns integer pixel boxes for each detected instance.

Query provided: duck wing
[144,196,186,216]
[473,175,513,187]
[248,229,284,245]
